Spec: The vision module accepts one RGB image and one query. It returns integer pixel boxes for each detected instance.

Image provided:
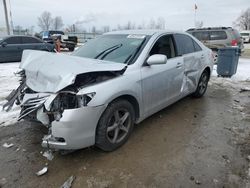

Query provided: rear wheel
[192,70,209,98]
[95,100,135,151]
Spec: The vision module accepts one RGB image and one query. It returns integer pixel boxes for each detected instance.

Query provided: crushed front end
[4,81,106,150]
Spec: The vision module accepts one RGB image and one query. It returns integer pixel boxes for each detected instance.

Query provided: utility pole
[3,0,10,35]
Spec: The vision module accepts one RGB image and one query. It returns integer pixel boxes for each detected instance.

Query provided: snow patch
[0,62,20,127]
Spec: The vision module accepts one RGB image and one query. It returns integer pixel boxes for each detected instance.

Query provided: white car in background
[4,30,213,151]
[240,30,250,43]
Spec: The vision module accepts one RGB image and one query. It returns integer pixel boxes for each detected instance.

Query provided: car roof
[187,27,233,32]
[2,35,37,39]
[240,30,250,33]
[104,29,186,36]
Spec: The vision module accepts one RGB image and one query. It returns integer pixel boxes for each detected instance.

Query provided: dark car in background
[39,30,77,51]
[187,27,244,62]
[0,35,55,63]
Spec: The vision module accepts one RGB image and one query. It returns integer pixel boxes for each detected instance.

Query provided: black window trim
[174,33,199,56]
[144,33,179,64]
[4,36,22,44]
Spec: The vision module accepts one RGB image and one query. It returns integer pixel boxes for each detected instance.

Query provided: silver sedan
[4,30,213,151]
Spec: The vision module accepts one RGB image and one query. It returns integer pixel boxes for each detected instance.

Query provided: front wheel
[95,100,135,151]
[192,70,209,98]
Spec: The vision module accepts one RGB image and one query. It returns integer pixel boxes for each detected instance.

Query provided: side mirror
[146,54,167,65]
[1,42,7,47]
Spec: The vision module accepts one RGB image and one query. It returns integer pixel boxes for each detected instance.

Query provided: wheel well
[204,67,211,80]
[111,95,140,120]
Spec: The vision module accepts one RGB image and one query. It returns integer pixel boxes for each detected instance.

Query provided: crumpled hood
[20,50,126,93]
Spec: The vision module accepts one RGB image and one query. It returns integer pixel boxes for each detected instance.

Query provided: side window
[149,35,176,59]
[22,37,41,44]
[192,31,209,41]
[210,31,227,40]
[174,34,195,55]
[193,40,202,52]
[5,37,22,44]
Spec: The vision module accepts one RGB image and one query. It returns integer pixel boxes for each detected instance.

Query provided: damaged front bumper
[6,90,106,150]
[41,104,106,150]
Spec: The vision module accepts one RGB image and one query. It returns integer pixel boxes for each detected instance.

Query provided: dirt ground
[0,77,250,188]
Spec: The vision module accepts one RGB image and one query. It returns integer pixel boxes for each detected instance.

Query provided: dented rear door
[173,34,201,95]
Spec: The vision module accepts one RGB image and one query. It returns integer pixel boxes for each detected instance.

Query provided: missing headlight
[51,92,96,113]
[77,92,96,107]
[51,93,78,112]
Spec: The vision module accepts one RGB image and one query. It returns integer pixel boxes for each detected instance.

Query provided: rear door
[173,34,204,95]
[141,34,184,116]
[0,37,22,62]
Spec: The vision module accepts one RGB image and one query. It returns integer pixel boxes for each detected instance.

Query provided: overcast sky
[0,0,249,32]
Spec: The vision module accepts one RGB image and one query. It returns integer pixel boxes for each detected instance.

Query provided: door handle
[176,62,182,68]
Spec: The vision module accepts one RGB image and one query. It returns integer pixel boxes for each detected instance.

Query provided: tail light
[231,39,238,46]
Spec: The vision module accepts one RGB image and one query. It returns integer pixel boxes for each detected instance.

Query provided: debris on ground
[0,178,7,186]
[222,155,230,163]
[240,87,250,93]
[234,99,240,103]
[36,167,48,176]
[195,180,201,185]
[42,150,54,161]
[60,175,75,188]
[247,156,250,161]
[2,143,14,148]
[213,179,219,184]
[190,176,195,181]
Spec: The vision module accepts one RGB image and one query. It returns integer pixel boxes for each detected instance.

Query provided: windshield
[72,34,148,64]
[241,33,250,36]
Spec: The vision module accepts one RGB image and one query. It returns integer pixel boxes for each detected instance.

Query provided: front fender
[77,72,143,114]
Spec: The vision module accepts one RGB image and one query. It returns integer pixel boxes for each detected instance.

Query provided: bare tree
[53,16,64,30]
[37,11,53,30]
[91,26,96,33]
[156,17,166,29]
[102,26,110,33]
[124,21,136,30]
[234,8,250,30]
[148,19,156,29]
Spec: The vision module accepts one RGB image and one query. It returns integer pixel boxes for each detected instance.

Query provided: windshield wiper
[124,38,146,65]
[94,44,123,59]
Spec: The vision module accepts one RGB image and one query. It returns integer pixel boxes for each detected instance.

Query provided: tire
[95,99,135,151]
[68,47,74,51]
[192,70,209,98]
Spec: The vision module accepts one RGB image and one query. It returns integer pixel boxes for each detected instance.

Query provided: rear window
[241,33,250,36]
[49,31,64,36]
[174,34,196,55]
[210,31,227,40]
[191,31,209,41]
[193,40,202,52]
